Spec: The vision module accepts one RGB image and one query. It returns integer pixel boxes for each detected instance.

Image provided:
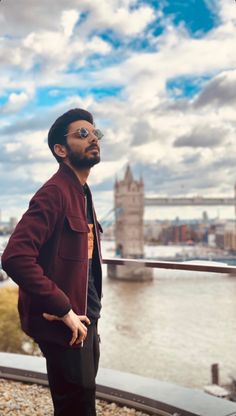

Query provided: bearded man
[2,108,103,416]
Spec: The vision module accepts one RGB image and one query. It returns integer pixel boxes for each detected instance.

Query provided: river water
[1,236,236,388]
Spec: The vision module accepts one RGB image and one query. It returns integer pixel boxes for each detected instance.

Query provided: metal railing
[103,256,236,274]
[1,251,236,274]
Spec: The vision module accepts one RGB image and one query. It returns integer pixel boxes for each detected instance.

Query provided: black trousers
[38,322,100,416]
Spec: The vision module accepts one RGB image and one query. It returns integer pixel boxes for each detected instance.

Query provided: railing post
[211,363,219,385]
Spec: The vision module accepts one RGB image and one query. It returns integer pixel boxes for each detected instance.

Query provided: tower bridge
[107,165,236,280]
[144,197,236,207]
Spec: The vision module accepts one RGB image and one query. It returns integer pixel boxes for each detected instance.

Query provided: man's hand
[43,310,91,346]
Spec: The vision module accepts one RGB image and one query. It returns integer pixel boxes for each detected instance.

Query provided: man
[2,108,103,416]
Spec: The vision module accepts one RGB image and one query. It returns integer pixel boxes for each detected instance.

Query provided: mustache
[86,144,100,151]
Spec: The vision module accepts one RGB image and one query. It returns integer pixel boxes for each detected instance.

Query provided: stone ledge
[0,352,236,416]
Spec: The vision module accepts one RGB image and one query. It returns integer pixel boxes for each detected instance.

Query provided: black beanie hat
[48,108,94,161]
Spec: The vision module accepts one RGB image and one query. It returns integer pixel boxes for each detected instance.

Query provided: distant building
[224,222,236,252]
[214,223,225,250]
[144,220,163,242]
[0,215,18,235]
[208,232,216,247]
[9,217,18,231]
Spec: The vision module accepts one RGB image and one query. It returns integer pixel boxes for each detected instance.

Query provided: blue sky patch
[0,95,8,106]
[100,30,123,49]
[36,85,123,107]
[89,86,123,100]
[129,35,158,52]
[163,0,217,35]
[166,75,212,99]
[100,26,160,53]
[144,0,217,36]
[85,52,120,71]
[77,11,89,25]
[36,88,67,107]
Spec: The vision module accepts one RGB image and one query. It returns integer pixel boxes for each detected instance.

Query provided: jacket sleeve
[1,184,72,317]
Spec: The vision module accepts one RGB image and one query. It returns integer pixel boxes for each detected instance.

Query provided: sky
[1,0,236,222]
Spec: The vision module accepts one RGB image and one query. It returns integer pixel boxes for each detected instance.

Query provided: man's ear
[54,144,67,159]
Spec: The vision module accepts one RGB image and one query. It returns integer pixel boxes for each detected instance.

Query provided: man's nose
[89,132,99,142]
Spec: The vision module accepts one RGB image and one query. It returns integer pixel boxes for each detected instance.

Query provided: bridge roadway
[145,197,236,206]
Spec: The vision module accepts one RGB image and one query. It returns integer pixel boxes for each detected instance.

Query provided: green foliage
[0,286,40,355]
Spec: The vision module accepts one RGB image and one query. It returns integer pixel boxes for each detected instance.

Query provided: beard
[66,145,100,169]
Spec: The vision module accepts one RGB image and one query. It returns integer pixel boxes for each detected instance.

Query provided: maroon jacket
[2,163,102,346]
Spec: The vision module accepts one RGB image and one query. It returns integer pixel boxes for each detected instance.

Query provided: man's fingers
[70,329,78,346]
[42,311,88,347]
[79,315,91,326]
[79,324,87,339]
[70,328,86,346]
[69,321,88,346]
[76,328,86,345]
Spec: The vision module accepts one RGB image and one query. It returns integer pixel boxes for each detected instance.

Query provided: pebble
[0,379,153,416]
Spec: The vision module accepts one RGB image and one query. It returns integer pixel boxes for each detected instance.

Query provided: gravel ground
[0,379,153,416]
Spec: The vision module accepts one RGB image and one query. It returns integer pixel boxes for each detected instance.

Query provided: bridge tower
[107,165,153,281]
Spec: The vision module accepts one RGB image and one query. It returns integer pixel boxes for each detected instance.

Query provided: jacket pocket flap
[66,216,89,232]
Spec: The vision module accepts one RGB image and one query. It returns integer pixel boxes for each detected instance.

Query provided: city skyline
[1,1,236,221]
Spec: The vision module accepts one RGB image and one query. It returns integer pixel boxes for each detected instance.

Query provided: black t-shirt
[83,184,101,321]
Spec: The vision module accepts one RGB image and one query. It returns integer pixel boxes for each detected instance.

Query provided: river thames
[1,236,236,389]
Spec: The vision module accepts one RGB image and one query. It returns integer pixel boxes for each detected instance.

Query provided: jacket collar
[58,163,85,195]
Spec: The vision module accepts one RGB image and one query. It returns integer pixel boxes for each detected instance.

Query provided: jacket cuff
[57,304,72,318]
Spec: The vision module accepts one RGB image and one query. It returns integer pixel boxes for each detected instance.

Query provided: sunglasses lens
[94,129,103,140]
[79,127,89,138]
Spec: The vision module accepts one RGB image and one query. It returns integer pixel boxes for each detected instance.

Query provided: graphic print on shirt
[88,224,94,259]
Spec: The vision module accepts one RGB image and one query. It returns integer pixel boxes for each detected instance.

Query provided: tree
[0,286,39,355]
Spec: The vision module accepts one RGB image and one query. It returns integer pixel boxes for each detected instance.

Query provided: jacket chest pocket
[58,216,89,261]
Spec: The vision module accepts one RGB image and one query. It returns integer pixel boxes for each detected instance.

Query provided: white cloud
[218,0,236,23]
[21,13,112,75]
[8,92,28,105]
[195,69,236,107]
[87,36,112,54]
[71,1,155,37]
[2,92,30,113]
[89,158,128,185]
[104,5,155,35]
[61,9,79,38]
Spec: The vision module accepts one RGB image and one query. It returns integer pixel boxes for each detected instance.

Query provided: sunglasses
[65,127,103,140]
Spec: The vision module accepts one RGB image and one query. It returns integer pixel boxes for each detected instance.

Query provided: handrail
[102,257,236,274]
[1,253,236,276]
